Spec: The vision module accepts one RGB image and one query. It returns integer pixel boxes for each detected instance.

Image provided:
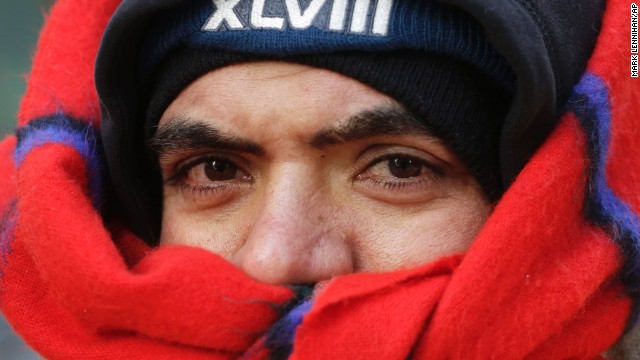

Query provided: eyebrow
[309,107,433,149]
[149,106,433,158]
[149,119,265,158]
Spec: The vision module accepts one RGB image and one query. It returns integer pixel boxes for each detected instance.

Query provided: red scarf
[1,0,638,358]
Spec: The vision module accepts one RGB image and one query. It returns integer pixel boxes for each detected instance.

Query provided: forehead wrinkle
[309,106,434,149]
[149,117,265,157]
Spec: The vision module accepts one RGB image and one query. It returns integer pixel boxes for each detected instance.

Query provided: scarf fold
[1,0,639,358]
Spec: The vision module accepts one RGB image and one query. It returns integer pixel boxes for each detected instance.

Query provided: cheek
[352,192,491,272]
[159,176,492,276]
[160,194,253,259]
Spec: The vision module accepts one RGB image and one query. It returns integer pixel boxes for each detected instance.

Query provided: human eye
[354,149,446,203]
[166,154,253,202]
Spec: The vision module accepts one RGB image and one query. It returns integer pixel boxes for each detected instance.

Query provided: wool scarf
[1,0,639,359]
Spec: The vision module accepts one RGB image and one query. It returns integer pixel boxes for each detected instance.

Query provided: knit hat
[97,0,515,244]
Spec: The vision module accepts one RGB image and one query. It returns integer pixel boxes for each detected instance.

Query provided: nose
[234,170,354,285]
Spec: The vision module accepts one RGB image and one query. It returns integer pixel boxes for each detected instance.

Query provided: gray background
[1,1,55,359]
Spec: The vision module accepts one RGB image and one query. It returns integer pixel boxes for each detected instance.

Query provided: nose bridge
[257,161,321,233]
[237,163,353,285]
[256,177,323,251]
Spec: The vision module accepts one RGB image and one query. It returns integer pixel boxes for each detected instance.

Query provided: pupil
[389,157,423,178]
[204,160,237,181]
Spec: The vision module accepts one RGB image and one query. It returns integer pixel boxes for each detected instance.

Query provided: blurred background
[1,1,55,135]
[1,1,55,358]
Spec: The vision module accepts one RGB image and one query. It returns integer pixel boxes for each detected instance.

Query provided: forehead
[160,61,398,132]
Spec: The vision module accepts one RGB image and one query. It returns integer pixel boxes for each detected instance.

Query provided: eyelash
[359,177,434,190]
[365,153,444,175]
[180,183,231,197]
[165,152,443,201]
[356,153,443,191]
[167,155,252,200]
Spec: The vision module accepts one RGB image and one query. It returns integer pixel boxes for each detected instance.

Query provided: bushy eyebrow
[149,106,433,158]
[309,107,433,148]
[149,119,265,158]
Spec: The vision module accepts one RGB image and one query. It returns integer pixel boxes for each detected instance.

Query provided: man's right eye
[177,156,252,185]
[163,154,255,204]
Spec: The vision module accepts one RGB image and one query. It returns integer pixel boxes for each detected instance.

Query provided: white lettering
[632,55,639,77]
[203,0,244,31]
[285,0,328,29]
[251,0,286,29]
[633,3,639,53]
[351,0,372,33]
[372,0,393,36]
[329,0,349,31]
[203,0,394,35]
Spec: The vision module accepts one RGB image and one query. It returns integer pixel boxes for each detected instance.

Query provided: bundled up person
[1,0,639,358]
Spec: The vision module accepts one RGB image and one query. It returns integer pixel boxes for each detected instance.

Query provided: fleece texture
[0,0,639,358]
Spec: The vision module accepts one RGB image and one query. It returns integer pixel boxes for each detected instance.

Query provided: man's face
[153,62,491,285]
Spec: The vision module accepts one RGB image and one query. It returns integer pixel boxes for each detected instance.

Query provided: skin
[154,61,492,286]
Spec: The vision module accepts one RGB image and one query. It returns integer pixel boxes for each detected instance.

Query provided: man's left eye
[386,156,426,178]
[354,152,445,201]
[204,159,239,181]
[365,155,431,179]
